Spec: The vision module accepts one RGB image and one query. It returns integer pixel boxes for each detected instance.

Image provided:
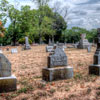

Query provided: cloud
[7,0,100,30]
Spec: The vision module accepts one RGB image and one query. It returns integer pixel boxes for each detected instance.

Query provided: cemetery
[0,43,99,100]
[0,0,100,100]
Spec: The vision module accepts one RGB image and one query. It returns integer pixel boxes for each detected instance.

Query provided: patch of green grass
[87,88,91,94]
[34,76,42,79]
[74,73,83,80]
[20,80,28,85]
[97,87,100,90]
[96,91,100,96]
[17,87,28,93]
[65,88,70,92]
[49,88,56,94]
[77,62,84,66]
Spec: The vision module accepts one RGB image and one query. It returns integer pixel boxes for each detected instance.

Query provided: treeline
[0,0,66,45]
[0,0,97,45]
[61,27,97,43]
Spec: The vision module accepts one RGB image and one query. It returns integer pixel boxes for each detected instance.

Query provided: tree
[32,0,50,44]
[0,0,9,25]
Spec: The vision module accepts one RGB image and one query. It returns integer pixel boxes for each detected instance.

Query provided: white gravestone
[11,48,18,54]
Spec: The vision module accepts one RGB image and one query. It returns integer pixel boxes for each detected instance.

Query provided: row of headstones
[46,33,92,53]
[0,37,31,54]
[0,29,100,93]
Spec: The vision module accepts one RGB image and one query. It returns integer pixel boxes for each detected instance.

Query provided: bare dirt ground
[0,45,100,100]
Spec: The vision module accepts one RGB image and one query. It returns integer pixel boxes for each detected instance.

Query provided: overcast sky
[7,0,100,30]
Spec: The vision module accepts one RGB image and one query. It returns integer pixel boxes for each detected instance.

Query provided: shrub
[18,37,32,44]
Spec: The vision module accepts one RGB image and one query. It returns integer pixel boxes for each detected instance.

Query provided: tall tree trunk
[39,33,42,44]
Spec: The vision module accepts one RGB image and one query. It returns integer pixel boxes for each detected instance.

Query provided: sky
[7,0,100,30]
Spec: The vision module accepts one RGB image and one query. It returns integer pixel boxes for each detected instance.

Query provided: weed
[74,73,83,80]
[17,87,28,93]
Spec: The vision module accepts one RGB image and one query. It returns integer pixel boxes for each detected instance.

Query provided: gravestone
[42,47,73,81]
[11,48,18,54]
[87,46,91,52]
[78,34,90,49]
[46,46,54,52]
[46,39,54,52]
[0,50,3,53]
[24,37,31,50]
[57,43,67,49]
[89,28,100,75]
[0,53,17,93]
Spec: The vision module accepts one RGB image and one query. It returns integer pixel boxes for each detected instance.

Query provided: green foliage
[18,37,32,44]
[0,0,97,45]
[61,27,97,43]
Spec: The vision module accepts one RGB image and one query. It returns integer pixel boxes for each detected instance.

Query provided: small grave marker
[11,48,18,54]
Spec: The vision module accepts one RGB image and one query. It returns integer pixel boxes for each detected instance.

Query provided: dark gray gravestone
[42,47,73,81]
[89,28,100,75]
[0,54,17,93]
[24,37,31,50]
[78,34,90,49]
[48,48,67,68]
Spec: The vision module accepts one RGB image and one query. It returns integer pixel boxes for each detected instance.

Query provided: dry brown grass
[0,45,100,100]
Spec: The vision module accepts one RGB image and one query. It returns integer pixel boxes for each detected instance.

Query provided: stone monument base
[42,66,73,81]
[24,46,31,50]
[78,45,90,49]
[89,65,100,76]
[0,75,17,93]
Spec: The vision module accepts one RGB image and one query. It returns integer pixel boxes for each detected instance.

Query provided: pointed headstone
[0,53,17,93]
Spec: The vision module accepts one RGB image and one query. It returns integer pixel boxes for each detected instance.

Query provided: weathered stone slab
[56,43,67,50]
[87,46,91,52]
[48,48,67,68]
[42,66,73,81]
[0,75,17,93]
[48,39,54,46]
[0,54,11,77]
[78,33,90,49]
[11,48,18,54]
[46,46,54,52]
[43,46,73,82]
[24,37,31,50]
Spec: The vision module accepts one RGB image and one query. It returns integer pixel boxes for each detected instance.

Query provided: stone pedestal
[89,65,100,75]
[42,66,73,82]
[0,75,17,93]
[89,28,100,75]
